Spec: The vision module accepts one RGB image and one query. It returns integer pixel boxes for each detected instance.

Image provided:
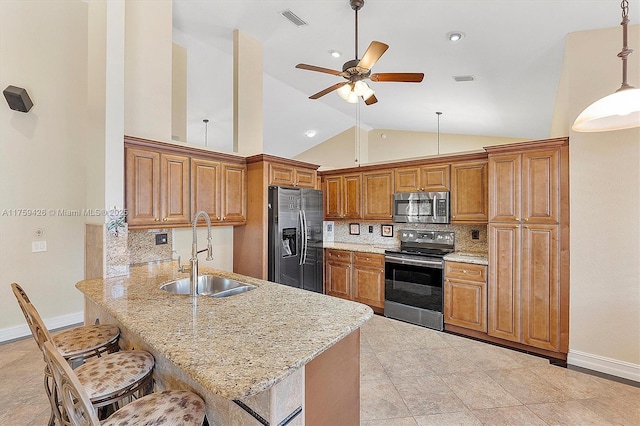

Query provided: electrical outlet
[32,240,47,252]
[155,233,168,245]
[368,226,373,233]
[471,230,480,240]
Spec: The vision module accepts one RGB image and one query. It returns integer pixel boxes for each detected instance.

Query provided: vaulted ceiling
[173,0,639,158]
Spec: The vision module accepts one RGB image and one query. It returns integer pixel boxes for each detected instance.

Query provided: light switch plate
[32,240,47,252]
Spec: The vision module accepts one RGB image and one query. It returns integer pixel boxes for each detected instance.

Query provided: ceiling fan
[295,0,424,105]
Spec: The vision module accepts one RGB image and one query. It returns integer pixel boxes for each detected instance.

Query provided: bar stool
[12,282,121,425]
[22,300,155,425]
[43,341,206,426]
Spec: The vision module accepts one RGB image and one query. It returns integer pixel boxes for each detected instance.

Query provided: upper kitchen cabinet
[125,147,189,226]
[268,162,317,189]
[324,173,362,220]
[488,148,560,224]
[394,164,450,192]
[124,137,246,229]
[362,170,394,220]
[450,159,488,223]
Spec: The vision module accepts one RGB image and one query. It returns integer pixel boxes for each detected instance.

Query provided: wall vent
[280,9,307,27]
[453,75,475,82]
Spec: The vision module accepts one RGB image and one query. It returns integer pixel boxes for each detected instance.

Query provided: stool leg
[44,366,63,426]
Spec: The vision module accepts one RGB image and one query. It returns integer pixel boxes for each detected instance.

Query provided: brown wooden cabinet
[486,138,569,356]
[326,249,384,312]
[125,147,190,227]
[125,137,246,229]
[444,261,487,332]
[352,252,385,310]
[394,164,450,192]
[362,170,394,220]
[324,173,362,220]
[450,160,488,223]
[326,249,352,300]
[269,163,317,189]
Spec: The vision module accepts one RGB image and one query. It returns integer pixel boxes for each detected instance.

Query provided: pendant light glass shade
[572,88,640,132]
[572,0,640,132]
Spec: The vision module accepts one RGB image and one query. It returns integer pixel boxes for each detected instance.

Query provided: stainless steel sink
[160,275,256,297]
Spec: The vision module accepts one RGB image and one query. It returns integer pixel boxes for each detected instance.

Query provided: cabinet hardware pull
[524,217,529,221]
[154,218,159,222]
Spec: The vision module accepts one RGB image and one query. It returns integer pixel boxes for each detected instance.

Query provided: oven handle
[385,255,444,269]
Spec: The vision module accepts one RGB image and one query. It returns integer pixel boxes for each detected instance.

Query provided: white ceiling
[173,0,640,158]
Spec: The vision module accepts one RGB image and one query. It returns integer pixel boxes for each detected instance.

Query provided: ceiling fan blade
[364,94,378,105]
[370,73,425,83]
[309,82,348,99]
[296,63,343,76]
[357,41,389,70]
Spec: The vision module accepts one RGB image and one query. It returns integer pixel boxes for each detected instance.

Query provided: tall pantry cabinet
[486,138,569,357]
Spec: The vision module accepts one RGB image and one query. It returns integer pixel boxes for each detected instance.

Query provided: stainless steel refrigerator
[268,186,323,293]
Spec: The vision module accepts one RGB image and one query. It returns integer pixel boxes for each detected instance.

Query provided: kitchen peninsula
[76,262,372,425]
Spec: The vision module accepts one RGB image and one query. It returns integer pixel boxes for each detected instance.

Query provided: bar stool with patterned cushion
[12,282,121,425]
[24,302,155,424]
[43,340,206,426]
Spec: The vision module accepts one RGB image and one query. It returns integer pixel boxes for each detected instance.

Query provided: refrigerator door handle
[298,210,306,266]
[301,209,309,265]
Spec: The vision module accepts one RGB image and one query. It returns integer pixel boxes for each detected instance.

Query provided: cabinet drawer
[326,249,352,263]
[353,252,385,268]
[445,261,486,282]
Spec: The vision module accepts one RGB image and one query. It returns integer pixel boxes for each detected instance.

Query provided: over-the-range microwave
[392,191,450,224]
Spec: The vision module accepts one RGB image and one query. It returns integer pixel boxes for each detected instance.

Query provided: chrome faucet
[178,211,213,296]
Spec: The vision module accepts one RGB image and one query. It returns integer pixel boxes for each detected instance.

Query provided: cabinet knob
[463,270,467,274]
[163,218,168,222]
[154,218,159,222]
[515,218,520,221]
[223,216,226,220]
[216,216,220,220]
[524,217,529,222]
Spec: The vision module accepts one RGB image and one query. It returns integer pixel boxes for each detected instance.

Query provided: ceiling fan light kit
[573,0,640,132]
[295,0,424,105]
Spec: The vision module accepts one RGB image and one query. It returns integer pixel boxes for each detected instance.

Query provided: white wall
[552,25,640,379]
[0,0,89,336]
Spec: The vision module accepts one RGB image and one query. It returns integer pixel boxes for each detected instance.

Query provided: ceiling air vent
[453,75,475,82]
[280,9,307,27]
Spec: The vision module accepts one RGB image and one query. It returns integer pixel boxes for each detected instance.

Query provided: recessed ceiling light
[447,31,465,42]
[329,50,341,58]
[305,130,317,138]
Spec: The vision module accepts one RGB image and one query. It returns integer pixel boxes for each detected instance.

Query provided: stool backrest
[11,283,37,336]
[24,302,55,352]
[43,341,100,426]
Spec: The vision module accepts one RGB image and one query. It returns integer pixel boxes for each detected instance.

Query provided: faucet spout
[186,211,214,297]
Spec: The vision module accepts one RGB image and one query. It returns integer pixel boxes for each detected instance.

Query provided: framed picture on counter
[349,223,360,235]
[381,224,394,237]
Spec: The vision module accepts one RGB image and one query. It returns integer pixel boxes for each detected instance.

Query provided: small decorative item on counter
[381,224,394,237]
[349,223,360,235]
[106,207,127,236]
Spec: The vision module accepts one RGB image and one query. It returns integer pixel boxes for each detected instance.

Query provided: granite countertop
[323,241,398,254]
[444,251,489,265]
[76,262,372,400]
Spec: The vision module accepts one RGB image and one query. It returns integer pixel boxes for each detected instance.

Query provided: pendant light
[572,0,640,132]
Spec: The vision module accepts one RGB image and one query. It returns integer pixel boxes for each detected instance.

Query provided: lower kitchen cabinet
[444,262,487,332]
[325,249,384,313]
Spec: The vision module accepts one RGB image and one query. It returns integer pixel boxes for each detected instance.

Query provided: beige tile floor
[1,314,638,425]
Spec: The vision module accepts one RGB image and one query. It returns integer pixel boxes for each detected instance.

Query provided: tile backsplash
[331,221,488,253]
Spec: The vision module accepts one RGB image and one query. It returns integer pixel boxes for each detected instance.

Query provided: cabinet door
[191,158,221,222]
[221,163,246,223]
[394,167,421,192]
[489,154,521,222]
[326,261,352,300]
[268,164,294,186]
[294,168,316,188]
[420,164,450,191]
[522,150,559,224]
[488,223,521,343]
[363,171,393,220]
[342,174,362,219]
[160,153,190,225]
[521,224,560,351]
[352,253,385,309]
[324,176,343,219]
[451,160,488,222]
[444,278,487,332]
[125,148,160,226]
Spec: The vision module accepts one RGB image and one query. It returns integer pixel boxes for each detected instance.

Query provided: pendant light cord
[436,112,442,155]
[617,0,633,91]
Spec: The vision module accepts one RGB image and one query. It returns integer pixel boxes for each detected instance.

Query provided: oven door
[384,254,444,330]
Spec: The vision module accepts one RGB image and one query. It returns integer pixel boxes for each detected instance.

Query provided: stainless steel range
[384,229,455,331]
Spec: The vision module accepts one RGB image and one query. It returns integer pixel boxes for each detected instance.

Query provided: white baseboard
[0,312,84,343]
[568,349,640,382]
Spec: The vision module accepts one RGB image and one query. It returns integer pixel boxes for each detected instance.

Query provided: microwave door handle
[433,194,438,218]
